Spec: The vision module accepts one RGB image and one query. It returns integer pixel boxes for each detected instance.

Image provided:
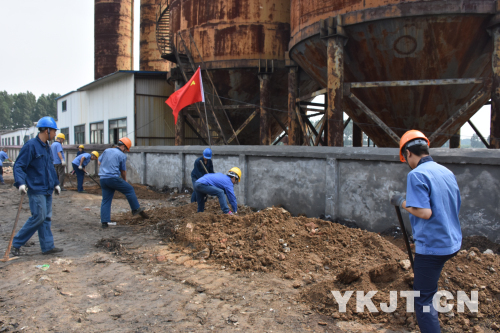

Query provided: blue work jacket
[191,156,214,180]
[14,136,59,195]
[197,173,237,212]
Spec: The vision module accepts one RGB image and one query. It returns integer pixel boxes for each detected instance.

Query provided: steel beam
[428,89,488,143]
[185,115,209,145]
[296,88,327,103]
[259,74,272,145]
[449,129,461,148]
[227,109,259,144]
[288,67,301,145]
[353,122,363,147]
[349,78,484,88]
[174,80,185,146]
[326,35,346,146]
[468,120,491,148]
[348,93,400,145]
[492,26,500,149]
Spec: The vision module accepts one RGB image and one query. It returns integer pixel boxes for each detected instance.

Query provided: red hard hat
[399,130,430,162]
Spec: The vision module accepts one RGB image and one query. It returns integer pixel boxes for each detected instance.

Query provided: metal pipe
[326,35,346,146]
[259,74,272,145]
[492,26,500,149]
[174,80,185,146]
[467,120,491,148]
[288,67,301,145]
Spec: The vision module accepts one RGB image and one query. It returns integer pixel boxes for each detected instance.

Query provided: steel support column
[259,74,272,145]
[449,129,461,148]
[174,80,185,146]
[326,35,346,146]
[491,26,500,148]
[353,122,363,147]
[288,67,301,145]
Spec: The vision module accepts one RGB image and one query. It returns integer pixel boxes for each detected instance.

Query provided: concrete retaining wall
[7,145,500,243]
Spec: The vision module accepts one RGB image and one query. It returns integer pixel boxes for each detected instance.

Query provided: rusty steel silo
[288,0,499,148]
[157,0,293,145]
[95,0,134,80]
[140,0,170,71]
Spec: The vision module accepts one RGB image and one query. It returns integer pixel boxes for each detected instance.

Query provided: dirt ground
[1,174,499,332]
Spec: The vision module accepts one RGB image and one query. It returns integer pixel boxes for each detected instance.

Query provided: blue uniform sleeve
[224,181,238,213]
[405,172,431,209]
[13,144,32,187]
[98,152,104,163]
[57,144,65,161]
[119,155,127,171]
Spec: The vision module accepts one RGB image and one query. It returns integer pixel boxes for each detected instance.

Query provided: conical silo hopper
[289,0,497,147]
[157,0,293,145]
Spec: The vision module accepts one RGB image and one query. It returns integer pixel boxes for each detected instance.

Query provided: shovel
[86,173,101,188]
[1,192,26,262]
[395,206,414,271]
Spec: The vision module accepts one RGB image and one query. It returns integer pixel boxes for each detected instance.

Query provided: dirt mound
[112,203,500,330]
[461,236,500,255]
[95,237,125,254]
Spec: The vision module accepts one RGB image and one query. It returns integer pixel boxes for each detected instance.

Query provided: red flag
[165,67,205,124]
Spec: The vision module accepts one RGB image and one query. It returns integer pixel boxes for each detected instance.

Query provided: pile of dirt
[461,236,500,255]
[112,204,500,330]
[95,237,126,254]
[65,183,175,200]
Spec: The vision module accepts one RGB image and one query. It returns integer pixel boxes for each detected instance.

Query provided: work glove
[78,165,83,170]
[61,160,67,166]
[55,186,61,195]
[390,191,405,208]
[19,185,27,195]
[85,172,90,176]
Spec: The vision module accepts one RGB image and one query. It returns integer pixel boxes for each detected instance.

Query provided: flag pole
[203,101,211,146]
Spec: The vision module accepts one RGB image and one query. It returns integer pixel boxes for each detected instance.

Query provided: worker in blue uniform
[191,148,214,202]
[98,137,149,228]
[194,167,241,215]
[390,130,462,333]
[71,151,99,193]
[11,116,63,256]
[51,133,67,191]
[0,147,13,185]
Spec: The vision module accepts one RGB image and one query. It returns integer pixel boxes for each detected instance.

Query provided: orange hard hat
[399,130,430,162]
[118,137,132,151]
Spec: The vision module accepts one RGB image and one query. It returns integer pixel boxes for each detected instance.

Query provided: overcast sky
[0,0,491,140]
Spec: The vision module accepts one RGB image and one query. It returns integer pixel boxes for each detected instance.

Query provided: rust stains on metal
[141,0,170,71]
[326,36,345,147]
[290,12,495,147]
[491,26,500,148]
[288,67,301,145]
[95,0,134,80]
[259,74,272,145]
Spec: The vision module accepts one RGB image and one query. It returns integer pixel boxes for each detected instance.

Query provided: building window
[17,136,20,145]
[109,118,127,145]
[90,122,104,144]
[62,100,67,112]
[8,138,10,145]
[23,135,29,144]
[74,124,85,144]
[60,128,69,144]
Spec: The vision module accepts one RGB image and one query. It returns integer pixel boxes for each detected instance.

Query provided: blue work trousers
[0,166,4,184]
[72,163,85,192]
[194,181,229,213]
[100,177,140,223]
[414,251,458,333]
[13,194,55,253]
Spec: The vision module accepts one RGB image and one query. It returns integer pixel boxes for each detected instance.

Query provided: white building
[56,70,199,147]
[0,126,39,147]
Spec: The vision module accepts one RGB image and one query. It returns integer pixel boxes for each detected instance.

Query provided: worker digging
[190,147,214,203]
[51,133,67,191]
[390,130,462,333]
[71,150,99,193]
[0,147,13,185]
[98,137,150,228]
[9,116,63,256]
[193,167,241,215]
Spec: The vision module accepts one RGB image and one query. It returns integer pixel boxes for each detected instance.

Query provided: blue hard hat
[203,148,212,159]
[36,116,59,130]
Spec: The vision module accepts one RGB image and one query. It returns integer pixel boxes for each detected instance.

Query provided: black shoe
[78,190,87,193]
[11,247,20,256]
[0,182,5,186]
[42,247,63,255]
[101,222,109,229]
[132,207,149,219]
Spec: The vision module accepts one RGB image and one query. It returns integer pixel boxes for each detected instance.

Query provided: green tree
[11,92,37,129]
[471,133,487,148]
[34,93,60,121]
[0,91,14,129]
